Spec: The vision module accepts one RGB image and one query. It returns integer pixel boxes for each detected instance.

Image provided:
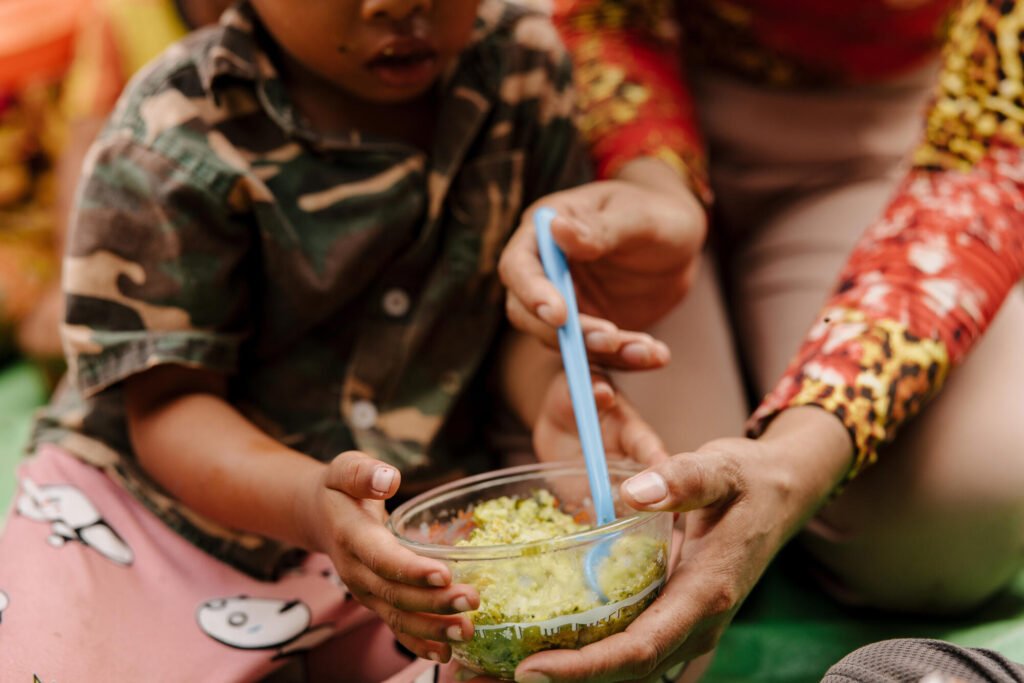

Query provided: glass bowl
[388,460,673,680]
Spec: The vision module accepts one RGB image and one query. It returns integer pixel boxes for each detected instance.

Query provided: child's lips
[366,37,439,89]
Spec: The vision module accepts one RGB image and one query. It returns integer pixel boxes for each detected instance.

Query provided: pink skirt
[0,445,459,682]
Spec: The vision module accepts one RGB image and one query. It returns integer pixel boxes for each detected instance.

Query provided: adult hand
[499,162,706,370]
[532,371,668,468]
[302,451,480,664]
[512,407,853,682]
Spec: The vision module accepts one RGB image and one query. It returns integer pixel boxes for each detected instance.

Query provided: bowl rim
[387,460,667,560]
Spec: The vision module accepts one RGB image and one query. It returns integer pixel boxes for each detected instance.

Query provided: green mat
[0,358,1021,681]
[705,558,1024,682]
[0,360,48,524]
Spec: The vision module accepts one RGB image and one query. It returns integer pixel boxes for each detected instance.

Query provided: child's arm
[125,364,477,662]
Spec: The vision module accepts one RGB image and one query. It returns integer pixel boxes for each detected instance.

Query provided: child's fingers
[591,374,617,411]
[394,631,452,666]
[323,450,400,500]
[360,592,473,644]
[341,521,454,588]
[618,407,669,467]
[345,560,479,615]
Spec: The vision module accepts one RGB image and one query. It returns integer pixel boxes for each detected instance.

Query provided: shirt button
[349,400,378,430]
[440,370,462,395]
[382,288,411,317]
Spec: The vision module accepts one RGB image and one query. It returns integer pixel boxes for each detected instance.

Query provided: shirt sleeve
[552,0,711,204]
[748,0,1024,482]
[63,135,252,397]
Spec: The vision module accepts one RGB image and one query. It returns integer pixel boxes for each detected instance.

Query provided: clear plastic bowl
[388,461,673,680]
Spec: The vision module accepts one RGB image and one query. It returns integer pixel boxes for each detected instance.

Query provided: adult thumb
[620,451,741,512]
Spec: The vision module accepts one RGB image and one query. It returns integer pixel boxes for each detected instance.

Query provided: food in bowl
[388,462,672,680]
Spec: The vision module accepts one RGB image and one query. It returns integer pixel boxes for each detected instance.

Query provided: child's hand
[301,451,480,664]
[532,371,668,467]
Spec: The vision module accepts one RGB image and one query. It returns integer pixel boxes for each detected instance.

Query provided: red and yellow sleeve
[748,0,1024,482]
[552,0,712,204]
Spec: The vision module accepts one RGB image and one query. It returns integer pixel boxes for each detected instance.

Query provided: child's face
[253,0,480,103]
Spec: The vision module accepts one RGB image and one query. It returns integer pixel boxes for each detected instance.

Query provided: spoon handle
[533,207,616,526]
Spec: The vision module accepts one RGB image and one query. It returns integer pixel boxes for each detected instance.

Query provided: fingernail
[427,572,448,587]
[621,342,652,366]
[585,331,614,351]
[446,624,465,641]
[516,673,551,683]
[371,466,396,495]
[537,304,557,325]
[428,651,442,663]
[624,472,668,505]
[654,341,671,363]
[451,595,472,612]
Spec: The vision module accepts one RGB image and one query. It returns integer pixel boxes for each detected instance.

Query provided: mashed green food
[451,490,667,679]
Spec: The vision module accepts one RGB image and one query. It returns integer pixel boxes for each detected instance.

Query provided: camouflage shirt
[31,0,589,578]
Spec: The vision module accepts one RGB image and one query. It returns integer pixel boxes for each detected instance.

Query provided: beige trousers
[616,67,1024,613]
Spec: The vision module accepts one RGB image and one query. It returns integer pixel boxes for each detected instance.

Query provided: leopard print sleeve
[748,0,1024,483]
[552,0,712,204]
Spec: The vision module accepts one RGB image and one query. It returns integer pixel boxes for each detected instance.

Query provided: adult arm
[512,2,1024,680]
[748,0,1024,480]
[552,0,709,199]
[498,0,709,364]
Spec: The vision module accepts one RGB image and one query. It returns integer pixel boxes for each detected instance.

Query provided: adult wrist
[757,406,854,516]
[615,156,700,201]
[615,156,709,247]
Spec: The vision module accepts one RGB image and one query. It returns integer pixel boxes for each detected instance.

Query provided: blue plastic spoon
[534,206,615,601]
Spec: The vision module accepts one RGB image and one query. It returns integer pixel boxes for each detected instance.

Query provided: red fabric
[556,0,1024,476]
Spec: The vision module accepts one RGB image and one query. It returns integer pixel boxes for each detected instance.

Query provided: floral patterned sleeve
[748,0,1024,483]
[552,0,712,204]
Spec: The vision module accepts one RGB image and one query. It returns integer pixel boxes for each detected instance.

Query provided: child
[0,0,666,681]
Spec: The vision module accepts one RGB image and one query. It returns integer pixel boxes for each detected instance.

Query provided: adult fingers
[548,212,610,262]
[612,330,671,370]
[323,450,400,500]
[506,292,561,348]
[620,450,743,512]
[499,218,567,327]
[514,564,731,682]
[577,316,671,370]
[499,196,631,331]
[508,293,669,371]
